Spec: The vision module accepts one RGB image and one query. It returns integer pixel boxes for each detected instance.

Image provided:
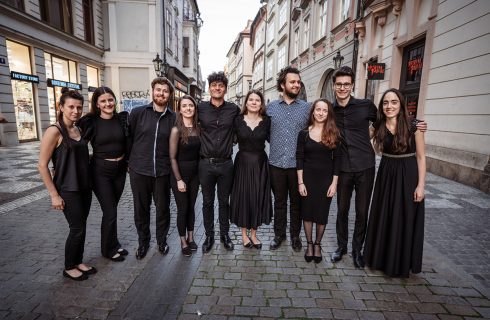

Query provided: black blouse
[234,114,270,152]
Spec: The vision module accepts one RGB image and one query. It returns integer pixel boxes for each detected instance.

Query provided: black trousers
[129,171,171,247]
[199,159,233,237]
[60,189,92,270]
[336,167,375,252]
[92,158,127,258]
[171,173,199,237]
[269,165,301,239]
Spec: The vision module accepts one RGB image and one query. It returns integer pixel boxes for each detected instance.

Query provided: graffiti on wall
[121,90,150,112]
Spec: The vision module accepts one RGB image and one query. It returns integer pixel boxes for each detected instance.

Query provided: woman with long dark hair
[39,88,94,280]
[169,95,201,256]
[230,89,272,249]
[364,88,426,277]
[296,99,341,263]
[77,86,130,262]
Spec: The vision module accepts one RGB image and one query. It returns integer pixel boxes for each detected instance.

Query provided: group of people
[38,65,426,282]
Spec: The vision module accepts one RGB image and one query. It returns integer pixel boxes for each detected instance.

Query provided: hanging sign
[367,63,385,80]
[0,58,6,64]
[11,71,39,83]
[88,86,97,92]
[47,78,82,90]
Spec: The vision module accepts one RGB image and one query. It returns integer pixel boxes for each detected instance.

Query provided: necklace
[186,126,193,134]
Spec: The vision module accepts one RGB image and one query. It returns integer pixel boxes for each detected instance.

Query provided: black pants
[129,171,171,247]
[92,158,127,258]
[336,167,375,252]
[171,173,199,237]
[199,159,233,237]
[269,165,301,239]
[60,189,92,270]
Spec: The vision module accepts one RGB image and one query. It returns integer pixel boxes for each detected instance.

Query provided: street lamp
[333,50,344,69]
[152,53,170,77]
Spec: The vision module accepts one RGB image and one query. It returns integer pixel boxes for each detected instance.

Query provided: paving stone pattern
[0,143,489,319]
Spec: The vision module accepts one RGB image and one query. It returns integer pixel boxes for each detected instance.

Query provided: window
[267,20,274,44]
[303,17,310,51]
[40,0,73,33]
[237,61,243,76]
[248,80,252,91]
[183,37,190,67]
[277,44,286,70]
[318,0,328,38]
[174,19,179,58]
[266,59,273,80]
[337,0,350,24]
[279,2,287,28]
[1,0,24,10]
[293,28,299,58]
[165,8,172,52]
[82,0,94,44]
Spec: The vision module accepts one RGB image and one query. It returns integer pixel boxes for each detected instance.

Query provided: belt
[382,152,416,158]
[200,156,231,163]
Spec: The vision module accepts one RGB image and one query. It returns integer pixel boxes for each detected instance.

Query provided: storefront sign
[47,78,82,90]
[174,80,188,93]
[88,86,97,92]
[11,71,39,83]
[408,57,423,76]
[366,63,385,80]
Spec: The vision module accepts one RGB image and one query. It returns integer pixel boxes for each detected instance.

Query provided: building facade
[0,0,104,145]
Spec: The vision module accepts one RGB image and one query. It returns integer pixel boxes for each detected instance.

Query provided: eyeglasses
[334,82,353,89]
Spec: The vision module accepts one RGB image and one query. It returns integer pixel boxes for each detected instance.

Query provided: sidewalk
[0,142,489,319]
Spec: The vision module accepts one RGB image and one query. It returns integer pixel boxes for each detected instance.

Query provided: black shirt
[333,97,377,173]
[198,100,240,159]
[128,103,176,177]
[92,117,125,159]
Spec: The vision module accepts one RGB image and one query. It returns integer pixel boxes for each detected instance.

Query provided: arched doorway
[320,69,335,103]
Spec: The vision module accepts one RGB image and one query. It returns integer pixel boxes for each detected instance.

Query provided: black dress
[296,130,341,225]
[230,115,272,229]
[364,126,424,278]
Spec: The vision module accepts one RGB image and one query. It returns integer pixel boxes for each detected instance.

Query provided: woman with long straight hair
[38,88,95,281]
[230,89,272,249]
[364,88,426,277]
[296,99,341,263]
[77,86,130,262]
[169,95,201,256]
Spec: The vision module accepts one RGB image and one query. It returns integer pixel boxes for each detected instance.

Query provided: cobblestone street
[0,142,489,319]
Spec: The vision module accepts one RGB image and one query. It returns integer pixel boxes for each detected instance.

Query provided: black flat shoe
[182,246,192,257]
[270,236,285,250]
[352,251,365,269]
[220,234,234,251]
[331,247,347,263]
[202,236,214,253]
[187,240,198,251]
[136,244,149,260]
[110,253,125,262]
[313,243,322,264]
[304,241,313,263]
[243,239,253,248]
[77,266,97,275]
[158,243,169,255]
[291,237,302,252]
[63,270,88,281]
[249,236,262,250]
[117,248,129,256]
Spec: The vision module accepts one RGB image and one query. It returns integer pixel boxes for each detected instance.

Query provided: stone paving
[0,142,489,320]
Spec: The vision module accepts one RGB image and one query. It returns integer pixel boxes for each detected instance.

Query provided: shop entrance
[400,39,425,117]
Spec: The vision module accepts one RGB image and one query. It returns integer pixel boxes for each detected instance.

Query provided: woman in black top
[296,99,341,263]
[169,95,201,256]
[39,88,95,281]
[77,87,130,262]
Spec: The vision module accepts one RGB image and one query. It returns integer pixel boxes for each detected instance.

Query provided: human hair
[207,71,229,88]
[276,66,301,92]
[332,66,355,84]
[307,98,339,149]
[89,86,117,115]
[58,87,84,148]
[175,95,200,144]
[373,88,411,154]
[241,89,266,116]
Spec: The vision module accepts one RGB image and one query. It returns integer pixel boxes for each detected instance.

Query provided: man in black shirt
[128,77,176,259]
[198,72,240,253]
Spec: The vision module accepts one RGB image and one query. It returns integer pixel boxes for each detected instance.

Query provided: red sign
[367,63,385,80]
[408,57,423,76]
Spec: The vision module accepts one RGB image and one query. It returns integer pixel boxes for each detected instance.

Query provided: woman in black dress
[77,87,130,262]
[230,89,272,249]
[364,88,426,277]
[296,99,340,263]
[169,95,201,256]
[39,88,95,281]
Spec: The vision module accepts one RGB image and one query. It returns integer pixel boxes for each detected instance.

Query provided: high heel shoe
[313,242,322,264]
[249,236,262,249]
[304,241,314,263]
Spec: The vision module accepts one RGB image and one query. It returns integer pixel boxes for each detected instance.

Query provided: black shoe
[136,244,149,260]
[304,241,313,263]
[291,237,302,252]
[109,253,125,262]
[313,242,322,264]
[352,251,365,269]
[243,236,253,248]
[77,266,97,275]
[63,269,88,281]
[270,236,285,250]
[187,240,198,251]
[331,247,347,263]
[117,248,129,256]
[249,236,262,250]
[220,234,234,251]
[181,246,192,257]
[202,236,215,253]
[158,243,169,255]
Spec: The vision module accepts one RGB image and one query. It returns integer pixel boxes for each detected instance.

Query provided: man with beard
[128,77,176,259]
[198,71,240,253]
[267,66,310,251]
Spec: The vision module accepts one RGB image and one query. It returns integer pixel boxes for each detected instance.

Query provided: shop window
[83,0,94,44]
[400,39,425,117]
[1,0,24,10]
[6,40,38,141]
[365,58,378,103]
[40,0,73,34]
[87,66,99,111]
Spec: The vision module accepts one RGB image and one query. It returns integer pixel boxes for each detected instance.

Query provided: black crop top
[92,116,126,159]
